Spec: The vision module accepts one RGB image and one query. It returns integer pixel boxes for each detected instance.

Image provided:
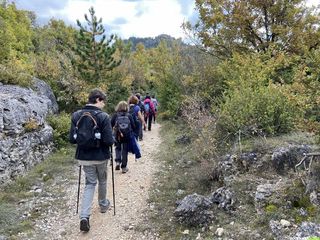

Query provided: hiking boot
[122,167,129,173]
[100,199,110,213]
[115,162,120,170]
[80,218,90,232]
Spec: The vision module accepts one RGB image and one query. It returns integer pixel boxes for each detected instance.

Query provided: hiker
[143,95,155,131]
[129,95,146,140]
[69,89,114,232]
[111,101,136,173]
[151,95,159,123]
[135,93,145,140]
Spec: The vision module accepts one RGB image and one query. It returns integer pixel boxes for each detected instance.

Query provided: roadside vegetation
[0,148,75,238]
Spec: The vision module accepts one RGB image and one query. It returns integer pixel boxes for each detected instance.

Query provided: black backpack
[114,112,131,142]
[73,110,101,149]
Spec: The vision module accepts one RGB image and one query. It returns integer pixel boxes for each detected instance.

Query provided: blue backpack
[144,102,150,113]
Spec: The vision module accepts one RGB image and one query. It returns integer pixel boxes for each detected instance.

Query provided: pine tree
[73,7,120,83]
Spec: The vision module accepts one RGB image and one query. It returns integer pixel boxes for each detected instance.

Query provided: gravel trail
[57,123,162,240]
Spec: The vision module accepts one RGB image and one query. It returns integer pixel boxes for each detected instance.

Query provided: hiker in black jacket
[69,89,114,232]
[111,100,136,173]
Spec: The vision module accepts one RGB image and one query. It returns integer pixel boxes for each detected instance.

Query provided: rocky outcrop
[0,78,58,184]
[174,187,236,227]
[209,186,235,211]
[272,145,311,174]
[174,193,214,227]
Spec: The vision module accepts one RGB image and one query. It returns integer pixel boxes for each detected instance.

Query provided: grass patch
[239,131,316,154]
[0,147,76,238]
[146,121,220,239]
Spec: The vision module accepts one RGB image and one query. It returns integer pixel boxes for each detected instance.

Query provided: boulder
[174,193,214,227]
[0,79,57,184]
[272,145,311,174]
[295,222,320,238]
[32,77,59,114]
[209,187,235,211]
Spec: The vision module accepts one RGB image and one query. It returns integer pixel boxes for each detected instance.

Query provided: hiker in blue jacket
[69,89,114,232]
[129,95,146,140]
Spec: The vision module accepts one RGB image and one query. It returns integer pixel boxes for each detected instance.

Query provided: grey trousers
[80,161,108,219]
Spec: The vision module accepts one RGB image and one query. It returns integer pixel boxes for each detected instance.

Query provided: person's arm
[69,112,77,144]
[101,113,114,146]
[110,113,116,128]
[137,111,146,127]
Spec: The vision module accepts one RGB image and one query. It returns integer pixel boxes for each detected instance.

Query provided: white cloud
[306,0,320,7]
[18,0,318,39]
[54,0,193,39]
[119,0,185,38]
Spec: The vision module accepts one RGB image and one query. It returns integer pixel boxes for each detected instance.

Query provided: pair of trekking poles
[76,146,116,215]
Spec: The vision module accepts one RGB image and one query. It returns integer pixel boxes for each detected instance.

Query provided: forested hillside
[1,0,320,239]
[124,34,185,50]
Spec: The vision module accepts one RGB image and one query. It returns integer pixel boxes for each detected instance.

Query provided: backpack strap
[75,111,98,129]
[75,110,103,128]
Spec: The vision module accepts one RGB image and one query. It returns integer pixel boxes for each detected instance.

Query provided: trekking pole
[76,165,81,214]
[110,146,116,215]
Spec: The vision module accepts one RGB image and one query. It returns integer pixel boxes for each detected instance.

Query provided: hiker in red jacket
[143,95,155,131]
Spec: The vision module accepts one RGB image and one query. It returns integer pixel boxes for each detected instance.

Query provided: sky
[14,0,198,39]
[13,0,319,40]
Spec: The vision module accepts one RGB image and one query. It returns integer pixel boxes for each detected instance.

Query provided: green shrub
[308,237,320,240]
[218,84,298,138]
[0,63,33,87]
[265,204,278,213]
[47,112,71,148]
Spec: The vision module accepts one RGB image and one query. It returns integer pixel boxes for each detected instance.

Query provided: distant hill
[124,34,185,50]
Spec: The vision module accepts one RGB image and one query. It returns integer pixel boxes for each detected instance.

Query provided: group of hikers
[69,89,159,232]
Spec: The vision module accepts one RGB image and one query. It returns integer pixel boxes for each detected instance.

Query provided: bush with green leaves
[216,53,301,139]
[46,112,71,148]
[219,84,298,137]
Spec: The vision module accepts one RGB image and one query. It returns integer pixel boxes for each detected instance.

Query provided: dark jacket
[69,105,114,161]
[138,100,145,114]
[129,104,141,137]
[111,111,136,143]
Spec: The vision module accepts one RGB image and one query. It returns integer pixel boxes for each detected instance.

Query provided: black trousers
[115,142,129,168]
[144,113,153,131]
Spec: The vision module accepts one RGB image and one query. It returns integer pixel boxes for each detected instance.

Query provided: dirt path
[60,123,162,240]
